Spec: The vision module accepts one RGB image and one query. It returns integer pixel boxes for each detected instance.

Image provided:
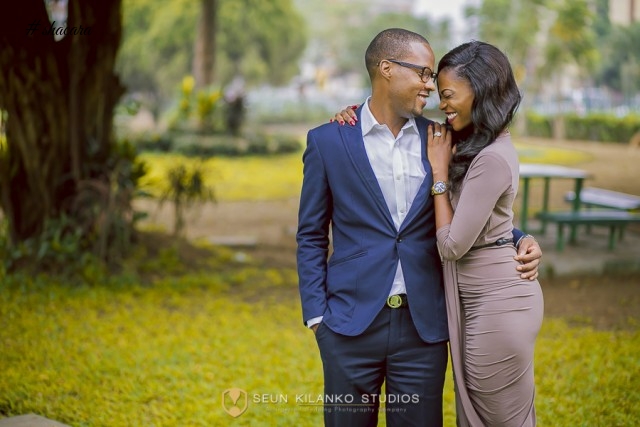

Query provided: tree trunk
[192,0,218,89]
[0,0,124,244]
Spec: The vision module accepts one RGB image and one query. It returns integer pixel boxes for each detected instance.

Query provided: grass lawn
[139,152,304,202]
[0,240,638,426]
[2,137,639,426]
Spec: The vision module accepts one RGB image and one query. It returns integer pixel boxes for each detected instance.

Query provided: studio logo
[222,388,248,418]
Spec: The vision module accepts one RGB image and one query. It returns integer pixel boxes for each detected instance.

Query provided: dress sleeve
[436,152,513,260]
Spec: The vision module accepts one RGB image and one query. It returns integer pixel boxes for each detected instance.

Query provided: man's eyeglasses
[385,59,437,83]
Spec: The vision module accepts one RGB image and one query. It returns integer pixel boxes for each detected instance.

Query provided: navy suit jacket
[296,108,448,343]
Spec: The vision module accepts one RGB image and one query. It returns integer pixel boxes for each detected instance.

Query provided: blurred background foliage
[1,2,639,425]
[117,0,307,115]
[1,0,639,275]
[116,0,640,118]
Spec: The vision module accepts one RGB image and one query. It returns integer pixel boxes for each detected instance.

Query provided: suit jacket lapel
[400,117,433,231]
[339,116,395,229]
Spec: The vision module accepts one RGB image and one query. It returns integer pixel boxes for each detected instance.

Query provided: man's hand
[514,236,542,281]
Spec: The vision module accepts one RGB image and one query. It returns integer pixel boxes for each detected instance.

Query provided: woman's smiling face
[437,68,475,131]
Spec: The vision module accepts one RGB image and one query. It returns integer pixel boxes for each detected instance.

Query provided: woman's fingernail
[330,119,334,123]
[349,120,355,126]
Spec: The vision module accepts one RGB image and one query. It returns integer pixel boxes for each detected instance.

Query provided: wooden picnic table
[518,163,593,241]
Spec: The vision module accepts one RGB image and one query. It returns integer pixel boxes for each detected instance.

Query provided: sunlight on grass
[12,141,621,425]
[139,152,303,202]
[515,141,593,165]
[139,140,592,203]
[0,268,324,426]
[535,319,640,426]
[1,260,638,426]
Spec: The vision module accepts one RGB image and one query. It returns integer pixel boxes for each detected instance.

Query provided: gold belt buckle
[387,294,402,308]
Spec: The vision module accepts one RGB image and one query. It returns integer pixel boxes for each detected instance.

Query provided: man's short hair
[365,28,430,80]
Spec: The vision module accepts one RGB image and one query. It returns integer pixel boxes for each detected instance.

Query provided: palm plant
[158,162,216,237]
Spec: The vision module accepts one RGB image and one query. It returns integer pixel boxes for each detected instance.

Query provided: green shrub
[158,162,216,236]
[0,214,85,275]
[524,111,553,138]
[245,133,301,155]
[125,131,173,153]
[167,76,226,134]
[169,132,301,158]
[0,139,148,275]
[527,111,640,143]
[249,102,335,126]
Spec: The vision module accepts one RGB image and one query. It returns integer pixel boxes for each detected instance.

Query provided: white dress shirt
[360,98,426,297]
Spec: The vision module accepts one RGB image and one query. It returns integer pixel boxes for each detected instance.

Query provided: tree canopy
[294,0,452,81]
[597,22,640,94]
[117,0,307,108]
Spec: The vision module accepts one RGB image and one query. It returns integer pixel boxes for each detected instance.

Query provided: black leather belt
[470,237,513,251]
[386,294,408,308]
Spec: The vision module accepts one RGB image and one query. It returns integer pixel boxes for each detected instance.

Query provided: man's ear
[378,60,393,81]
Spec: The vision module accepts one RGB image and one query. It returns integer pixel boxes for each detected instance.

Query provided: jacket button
[396,236,402,242]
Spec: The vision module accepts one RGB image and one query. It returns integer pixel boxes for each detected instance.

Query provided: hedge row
[125,131,302,157]
[525,112,640,143]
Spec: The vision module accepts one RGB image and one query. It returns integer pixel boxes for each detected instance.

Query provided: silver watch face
[433,181,447,194]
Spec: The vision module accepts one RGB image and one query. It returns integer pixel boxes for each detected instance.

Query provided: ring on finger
[433,131,442,137]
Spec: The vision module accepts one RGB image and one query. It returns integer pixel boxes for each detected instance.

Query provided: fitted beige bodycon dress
[436,132,544,427]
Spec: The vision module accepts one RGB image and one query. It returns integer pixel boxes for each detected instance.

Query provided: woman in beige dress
[427,41,544,426]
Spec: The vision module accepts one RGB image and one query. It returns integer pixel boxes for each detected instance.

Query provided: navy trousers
[315,304,448,427]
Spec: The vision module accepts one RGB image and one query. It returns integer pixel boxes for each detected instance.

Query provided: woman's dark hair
[437,40,521,193]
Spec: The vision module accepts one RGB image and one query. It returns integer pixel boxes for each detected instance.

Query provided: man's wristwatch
[431,181,449,196]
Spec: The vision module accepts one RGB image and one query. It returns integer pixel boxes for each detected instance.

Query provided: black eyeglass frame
[384,59,437,83]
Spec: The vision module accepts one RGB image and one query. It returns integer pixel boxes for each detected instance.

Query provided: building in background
[609,0,640,25]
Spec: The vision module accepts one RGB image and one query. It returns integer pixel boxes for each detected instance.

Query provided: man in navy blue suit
[296,28,541,427]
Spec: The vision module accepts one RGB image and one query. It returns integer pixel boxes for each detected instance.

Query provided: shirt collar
[361,97,419,137]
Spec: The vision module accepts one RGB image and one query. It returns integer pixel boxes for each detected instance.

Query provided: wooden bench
[564,187,640,211]
[537,210,640,251]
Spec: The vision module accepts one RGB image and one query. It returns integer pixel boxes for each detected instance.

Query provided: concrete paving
[0,415,70,427]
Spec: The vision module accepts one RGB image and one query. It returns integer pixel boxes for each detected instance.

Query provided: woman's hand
[330,104,359,125]
[427,122,453,179]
